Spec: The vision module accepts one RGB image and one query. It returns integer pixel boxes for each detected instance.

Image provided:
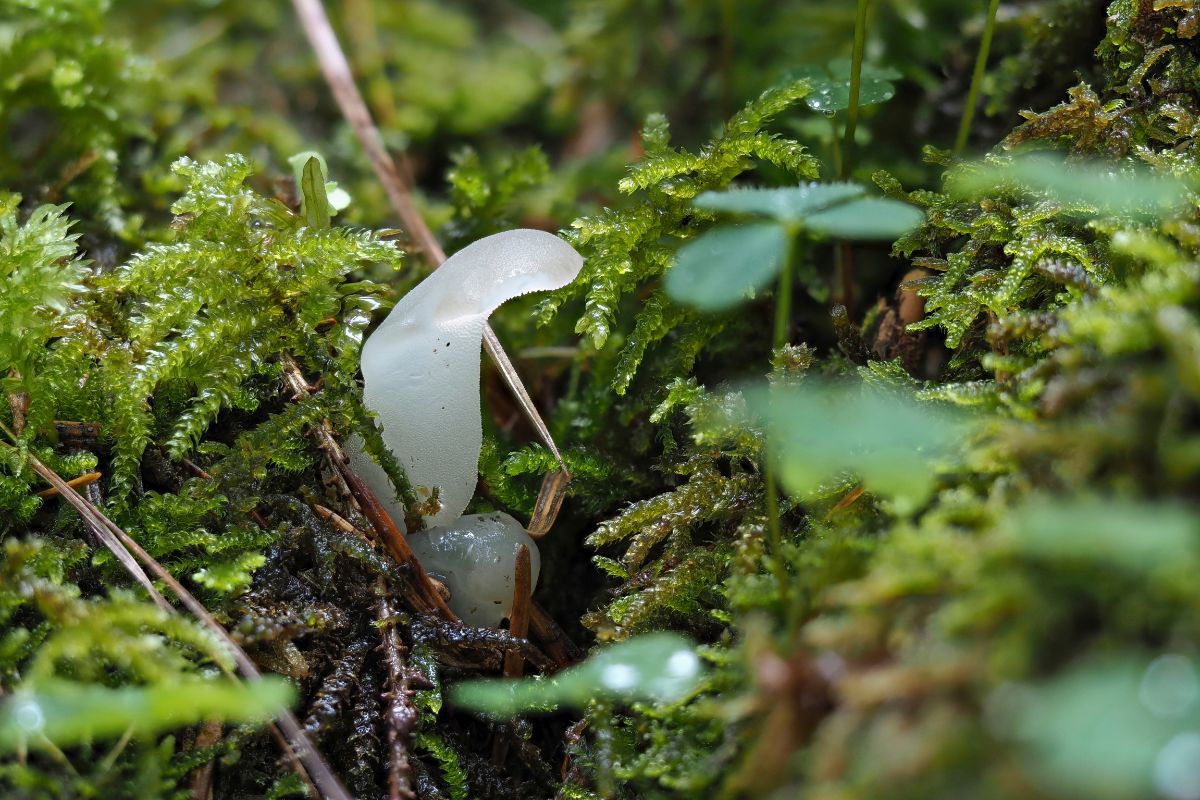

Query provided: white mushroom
[350,229,583,626]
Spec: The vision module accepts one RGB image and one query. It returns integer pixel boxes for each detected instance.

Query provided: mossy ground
[3,1,1199,798]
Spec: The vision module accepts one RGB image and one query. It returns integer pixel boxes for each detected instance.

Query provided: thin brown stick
[180,456,270,527]
[24,454,348,800]
[336,460,459,622]
[494,548,531,768]
[825,484,866,519]
[36,471,101,498]
[104,513,343,798]
[502,545,532,679]
[289,0,570,477]
[483,327,570,476]
[188,719,223,800]
[528,468,570,540]
[290,0,442,263]
[268,726,320,799]
[54,420,102,447]
[47,150,101,202]
[317,504,452,606]
[281,357,458,622]
[179,457,214,481]
[378,591,418,800]
[26,457,171,612]
[42,447,320,798]
[311,503,363,537]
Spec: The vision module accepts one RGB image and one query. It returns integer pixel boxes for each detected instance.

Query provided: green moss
[5,2,1200,798]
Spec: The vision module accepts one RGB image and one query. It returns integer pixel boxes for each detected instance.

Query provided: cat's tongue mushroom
[351,229,582,626]
[358,228,582,527]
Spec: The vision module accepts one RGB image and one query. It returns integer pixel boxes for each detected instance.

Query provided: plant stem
[842,0,871,179]
[830,113,843,177]
[834,242,856,315]
[764,473,787,596]
[955,0,1002,153]
[773,235,797,350]
[765,233,799,604]
[839,0,870,319]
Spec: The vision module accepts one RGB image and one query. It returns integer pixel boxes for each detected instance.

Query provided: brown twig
[179,457,214,481]
[54,420,102,449]
[26,456,171,612]
[825,485,866,519]
[290,0,442,264]
[36,471,101,498]
[493,547,532,767]
[98,508,341,798]
[492,547,534,775]
[180,456,271,528]
[337,462,459,622]
[21,451,348,800]
[311,503,369,540]
[503,545,533,679]
[289,0,571,481]
[188,719,223,800]
[7,383,28,436]
[528,469,570,540]
[377,591,419,800]
[281,356,458,623]
[46,150,101,202]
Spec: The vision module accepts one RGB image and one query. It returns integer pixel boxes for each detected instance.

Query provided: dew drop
[602,664,639,691]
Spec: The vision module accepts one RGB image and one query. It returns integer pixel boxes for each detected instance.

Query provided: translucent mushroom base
[408,512,541,628]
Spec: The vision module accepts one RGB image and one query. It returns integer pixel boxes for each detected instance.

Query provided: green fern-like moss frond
[98,155,402,504]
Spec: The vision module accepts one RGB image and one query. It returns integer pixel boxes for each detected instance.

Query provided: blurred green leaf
[692,184,923,241]
[694,183,865,224]
[947,154,1192,216]
[451,633,703,717]
[791,59,901,113]
[0,677,293,751]
[1002,655,1200,800]
[665,223,787,311]
[805,196,925,240]
[1007,496,1199,574]
[744,381,969,512]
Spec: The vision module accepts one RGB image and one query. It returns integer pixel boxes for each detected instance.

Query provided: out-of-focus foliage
[550,4,1200,800]
[0,0,150,239]
[749,380,967,513]
[7,0,1200,799]
[452,633,702,715]
[664,184,924,309]
[0,677,291,752]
